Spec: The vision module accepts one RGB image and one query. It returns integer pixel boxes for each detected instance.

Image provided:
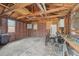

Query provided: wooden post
[64,13,71,35]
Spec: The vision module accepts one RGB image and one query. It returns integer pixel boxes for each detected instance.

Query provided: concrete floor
[0,37,63,56]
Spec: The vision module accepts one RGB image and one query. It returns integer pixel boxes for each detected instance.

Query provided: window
[33,23,38,30]
[58,19,64,27]
[8,19,16,32]
[27,24,33,29]
[27,23,38,30]
[50,24,57,36]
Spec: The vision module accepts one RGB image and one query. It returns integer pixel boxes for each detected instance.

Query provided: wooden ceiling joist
[18,15,62,22]
[36,3,44,12]
[0,3,76,22]
[46,7,69,14]
[13,3,32,9]
[29,6,71,16]
[71,4,79,13]
[17,12,66,20]
[0,3,33,16]
[17,6,70,19]
[0,4,9,9]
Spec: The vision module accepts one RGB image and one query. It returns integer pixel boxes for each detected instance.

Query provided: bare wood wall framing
[1,18,8,33]
[0,17,27,42]
[0,3,78,42]
[26,18,59,37]
[0,16,66,41]
[26,20,46,37]
[64,13,71,34]
[11,21,27,41]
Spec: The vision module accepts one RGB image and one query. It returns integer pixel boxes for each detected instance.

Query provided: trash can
[0,34,10,45]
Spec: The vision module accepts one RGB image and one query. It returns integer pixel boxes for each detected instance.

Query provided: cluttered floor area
[0,37,63,56]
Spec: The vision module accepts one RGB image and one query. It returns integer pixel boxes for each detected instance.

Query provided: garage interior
[0,3,79,56]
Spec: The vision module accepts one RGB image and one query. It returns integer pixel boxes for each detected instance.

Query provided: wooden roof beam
[0,4,9,9]
[17,12,66,20]
[44,14,65,18]
[17,6,70,19]
[30,6,71,16]
[20,14,65,22]
[71,4,79,13]
[46,7,69,14]
[36,3,44,13]
[0,3,33,16]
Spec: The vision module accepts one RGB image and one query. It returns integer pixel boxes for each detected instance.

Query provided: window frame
[7,18,16,33]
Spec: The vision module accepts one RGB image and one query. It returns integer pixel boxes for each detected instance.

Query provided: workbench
[61,34,79,53]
